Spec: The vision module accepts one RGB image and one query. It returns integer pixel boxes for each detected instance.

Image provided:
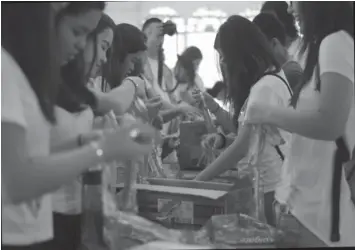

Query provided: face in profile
[144,22,164,51]
[270,38,289,64]
[83,27,114,78]
[122,51,146,76]
[192,59,202,72]
[57,9,102,65]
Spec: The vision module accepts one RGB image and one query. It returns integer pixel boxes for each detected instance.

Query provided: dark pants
[2,241,52,250]
[264,191,276,227]
[50,212,82,250]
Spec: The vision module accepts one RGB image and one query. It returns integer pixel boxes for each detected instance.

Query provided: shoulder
[320,30,353,52]
[319,30,354,81]
[2,48,29,90]
[1,48,32,127]
[252,71,292,100]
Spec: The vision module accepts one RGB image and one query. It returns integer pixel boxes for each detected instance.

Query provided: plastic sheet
[202,213,282,247]
[103,209,215,250]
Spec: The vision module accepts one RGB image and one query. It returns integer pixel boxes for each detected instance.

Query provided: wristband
[216,132,227,149]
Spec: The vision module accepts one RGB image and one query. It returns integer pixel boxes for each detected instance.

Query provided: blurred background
[105,1,263,88]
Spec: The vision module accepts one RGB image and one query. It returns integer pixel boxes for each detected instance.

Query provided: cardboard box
[114,179,255,230]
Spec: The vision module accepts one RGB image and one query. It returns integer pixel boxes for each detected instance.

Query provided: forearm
[196,126,250,181]
[6,144,102,204]
[160,107,182,123]
[50,136,80,152]
[95,82,136,116]
[195,142,246,181]
[270,107,343,140]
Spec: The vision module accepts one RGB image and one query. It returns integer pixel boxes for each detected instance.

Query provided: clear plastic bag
[201,213,282,247]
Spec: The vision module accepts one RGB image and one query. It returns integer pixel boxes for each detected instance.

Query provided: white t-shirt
[240,70,292,193]
[147,58,172,105]
[286,31,355,247]
[51,107,94,214]
[1,48,53,245]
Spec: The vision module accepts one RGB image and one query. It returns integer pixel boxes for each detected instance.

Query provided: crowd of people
[1,1,354,249]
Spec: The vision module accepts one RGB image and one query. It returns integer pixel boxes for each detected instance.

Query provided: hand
[164,135,180,149]
[179,89,196,106]
[79,130,104,146]
[146,96,163,119]
[151,115,163,130]
[178,102,201,116]
[100,122,161,161]
[191,89,216,110]
[201,133,223,150]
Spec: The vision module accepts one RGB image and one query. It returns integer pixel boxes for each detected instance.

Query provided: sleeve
[1,50,27,128]
[243,78,286,146]
[319,32,354,81]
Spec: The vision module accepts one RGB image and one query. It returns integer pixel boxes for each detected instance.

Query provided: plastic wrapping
[202,213,282,247]
[103,209,215,250]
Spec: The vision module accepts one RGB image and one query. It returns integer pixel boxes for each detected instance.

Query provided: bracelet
[216,132,227,149]
[210,104,220,114]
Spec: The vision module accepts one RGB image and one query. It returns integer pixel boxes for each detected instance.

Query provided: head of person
[82,13,115,79]
[261,1,298,48]
[55,2,106,66]
[175,46,203,88]
[105,23,147,89]
[142,17,164,54]
[214,15,280,117]
[2,2,61,124]
[253,12,289,65]
[56,3,108,113]
[290,1,354,106]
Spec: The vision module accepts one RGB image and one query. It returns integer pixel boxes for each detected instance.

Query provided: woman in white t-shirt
[50,13,117,250]
[193,15,293,227]
[245,2,355,247]
[2,3,158,250]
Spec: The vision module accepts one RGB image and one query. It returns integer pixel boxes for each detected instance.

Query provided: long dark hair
[2,2,60,124]
[142,18,165,87]
[261,1,298,44]
[55,2,105,25]
[174,46,203,91]
[215,15,281,118]
[253,12,287,47]
[105,23,146,90]
[290,2,354,107]
[56,4,109,114]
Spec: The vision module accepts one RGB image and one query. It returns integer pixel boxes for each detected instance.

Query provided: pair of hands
[201,133,224,151]
[80,120,161,162]
[191,89,271,125]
